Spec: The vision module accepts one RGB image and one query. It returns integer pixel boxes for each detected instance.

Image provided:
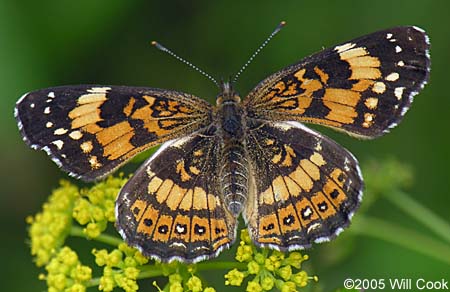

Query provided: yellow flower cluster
[73,176,127,238]
[28,177,129,291]
[224,229,318,292]
[27,180,78,266]
[93,243,148,292]
[40,246,92,292]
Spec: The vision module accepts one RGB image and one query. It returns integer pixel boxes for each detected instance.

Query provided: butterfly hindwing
[15,85,211,181]
[244,121,363,249]
[116,129,237,263]
[244,26,430,138]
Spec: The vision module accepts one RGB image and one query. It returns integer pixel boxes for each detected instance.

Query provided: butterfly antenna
[232,21,286,84]
[151,41,220,88]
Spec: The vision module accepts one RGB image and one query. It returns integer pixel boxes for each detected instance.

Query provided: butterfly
[15,24,430,263]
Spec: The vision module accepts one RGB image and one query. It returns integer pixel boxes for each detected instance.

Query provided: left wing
[15,85,211,181]
[244,26,430,138]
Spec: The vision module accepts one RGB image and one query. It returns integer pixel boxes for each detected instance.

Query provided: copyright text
[343,278,448,290]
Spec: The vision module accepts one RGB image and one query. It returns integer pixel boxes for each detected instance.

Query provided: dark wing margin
[15,85,212,181]
[116,130,237,263]
[244,26,430,138]
[244,121,363,250]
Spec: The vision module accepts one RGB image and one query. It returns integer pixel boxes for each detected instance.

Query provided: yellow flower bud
[108,249,123,266]
[186,275,202,292]
[277,265,292,281]
[291,271,308,287]
[247,260,260,274]
[67,283,86,292]
[72,264,92,282]
[99,275,114,291]
[169,281,183,292]
[240,229,252,244]
[124,267,140,280]
[280,281,296,292]
[225,269,245,286]
[246,280,263,292]
[261,276,274,290]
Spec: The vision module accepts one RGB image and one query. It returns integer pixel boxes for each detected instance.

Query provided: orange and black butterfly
[15,24,430,263]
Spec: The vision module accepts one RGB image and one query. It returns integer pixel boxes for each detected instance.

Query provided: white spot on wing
[424,34,431,60]
[344,157,350,171]
[16,92,29,106]
[372,82,386,94]
[385,72,399,81]
[52,157,63,168]
[395,87,405,100]
[171,136,193,148]
[307,222,321,234]
[170,242,187,248]
[397,60,405,67]
[69,130,83,140]
[87,87,111,93]
[334,42,356,53]
[54,128,68,135]
[412,26,426,33]
[401,105,410,116]
[386,33,393,39]
[51,140,64,150]
[48,92,55,98]
[395,45,402,53]
[303,207,312,218]
[46,122,53,128]
[314,140,322,151]
[44,107,51,114]
[14,106,19,120]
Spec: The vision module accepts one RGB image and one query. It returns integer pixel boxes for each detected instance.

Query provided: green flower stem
[197,261,248,271]
[85,264,166,287]
[353,216,450,265]
[136,265,165,279]
[85,261,247,288]
[70,226,123,246]
[385,190,450,244]
[86,277,101,287]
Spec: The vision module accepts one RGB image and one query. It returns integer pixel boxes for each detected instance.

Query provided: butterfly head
[216,80,241,105]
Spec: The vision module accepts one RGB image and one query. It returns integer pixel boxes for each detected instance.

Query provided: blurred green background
[1,0,449,291]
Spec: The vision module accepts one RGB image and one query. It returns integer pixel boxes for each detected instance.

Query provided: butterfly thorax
[215,82,249,215]
[215,82,245,139]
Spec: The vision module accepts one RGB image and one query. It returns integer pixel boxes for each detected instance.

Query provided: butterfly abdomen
[219,140,249,215]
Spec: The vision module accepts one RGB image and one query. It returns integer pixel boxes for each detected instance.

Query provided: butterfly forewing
[244,26,430,138]
[15,85,211,181]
